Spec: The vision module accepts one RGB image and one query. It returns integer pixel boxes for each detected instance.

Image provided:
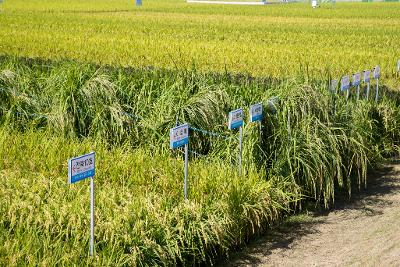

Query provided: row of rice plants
[0,127,300,265]
[1,57,400,265]
[1,57,399,202]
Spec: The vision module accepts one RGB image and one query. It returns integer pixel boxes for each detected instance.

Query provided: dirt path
[221,164,400,267]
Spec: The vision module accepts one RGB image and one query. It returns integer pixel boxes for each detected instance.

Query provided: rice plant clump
[1,57,400,265]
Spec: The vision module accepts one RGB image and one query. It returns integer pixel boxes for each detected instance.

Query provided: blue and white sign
[68,152,95,184]
[373,65,380,79]
[170,123,189,149]
[249,103,263,123]
[330,79,338,92]
[352,72,361,86]
[136,0,142,6]
[228,108,244,130]
[340,75,350,91]
[363,70,371,83]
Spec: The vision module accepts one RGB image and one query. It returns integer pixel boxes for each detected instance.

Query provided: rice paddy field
[0,0,400,266]
[1,0,400,79]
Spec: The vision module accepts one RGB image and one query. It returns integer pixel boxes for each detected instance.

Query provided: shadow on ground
[217,161,400,267]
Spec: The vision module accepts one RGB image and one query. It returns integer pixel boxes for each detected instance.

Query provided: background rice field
[0,0,400,80]
[0,0,400,265]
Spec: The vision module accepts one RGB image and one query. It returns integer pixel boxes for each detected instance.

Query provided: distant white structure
[187,0,294,5]
[187,0,268,4]
[312,0,318,7]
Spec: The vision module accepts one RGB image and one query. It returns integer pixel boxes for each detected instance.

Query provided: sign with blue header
[68,152,95,184]
[136,0,142,6]
[373,65,380,79]
[352,72,361,86]
[249,103,263,123]
[340,75,350,91]
[170,123,189,149]
[228,108,244,130]
[363,70,371,83]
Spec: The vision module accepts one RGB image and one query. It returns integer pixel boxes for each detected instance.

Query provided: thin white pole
[90,176,94,256]
[346,87,350,101]
[238,126,243,176]
[375,79,379,102]
[287,111,291,138]
[184,143,188,200]
[366,82,370,100]
[356,85,360,101]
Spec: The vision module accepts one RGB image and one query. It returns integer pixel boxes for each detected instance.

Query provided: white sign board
[340,75,350,91]
[363,70,371,83]
[312,0,317,8]
[249,103,263,123]
[228,108,244,130]
[68,152,95,184]
[170,123,189,149]
[352,72,361,86]
[373,65,380,79]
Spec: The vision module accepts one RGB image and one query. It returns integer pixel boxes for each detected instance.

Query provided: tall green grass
[1,57,400,265]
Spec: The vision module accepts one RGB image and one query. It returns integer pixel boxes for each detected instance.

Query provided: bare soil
[220,163,400,267]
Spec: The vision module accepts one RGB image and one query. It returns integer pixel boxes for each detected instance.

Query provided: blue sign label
[136,0,142,6]
[230,121,243,130]
[71,169,95,183]
[171,137,189,149]
[68,152,95,184]
[170,124,189,149]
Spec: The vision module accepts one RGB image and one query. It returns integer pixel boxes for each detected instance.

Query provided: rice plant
[1,57,400,265]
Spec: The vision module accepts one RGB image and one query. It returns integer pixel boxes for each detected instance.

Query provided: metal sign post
[238,126,243,175]
[363,70,371,100]
[373,65,380,102]
[352,73,361,101]
[170,123,189,199]
[184,143,188,199]
[68,152,96,256]
[228,108,244,175]
[330,79,338,114]
[340,75,350,101]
